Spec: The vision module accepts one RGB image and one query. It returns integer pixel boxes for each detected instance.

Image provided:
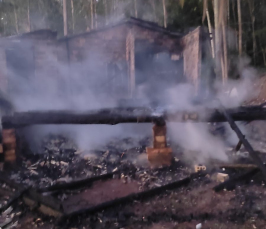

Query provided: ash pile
[12,132,189,189]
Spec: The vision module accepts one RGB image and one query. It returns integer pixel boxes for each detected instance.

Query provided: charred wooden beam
[3,106,266,128]
[1,108,164,129]
[234,140,243,152]
[38,171,119,193]
[61,172,205,220]
[220,106,266,179]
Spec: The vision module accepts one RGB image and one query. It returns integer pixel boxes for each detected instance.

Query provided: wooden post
[146,124,173,167]
[126,30,135,98]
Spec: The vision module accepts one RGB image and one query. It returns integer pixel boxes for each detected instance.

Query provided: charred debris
[0,104,266,228]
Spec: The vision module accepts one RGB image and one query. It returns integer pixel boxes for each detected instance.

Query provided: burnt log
[1,108,164,128]
[2,106,266,128]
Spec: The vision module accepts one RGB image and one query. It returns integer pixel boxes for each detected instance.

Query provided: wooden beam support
[4,106,266,129]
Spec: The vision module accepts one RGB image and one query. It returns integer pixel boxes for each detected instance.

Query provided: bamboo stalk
[63,0,68,36]
[237,0,242,56]
[222,14,228,84]
[28,0,31,32]
[134,0,138,18]
[162,0,167,28]
[14,5,18,34]
[71,0,75,33]
[104,0,107,25]
[90,0,94,30]
[206,7,215,58]
[94,0,97,29]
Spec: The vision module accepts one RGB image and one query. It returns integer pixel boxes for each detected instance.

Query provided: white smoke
[2,10,259,164]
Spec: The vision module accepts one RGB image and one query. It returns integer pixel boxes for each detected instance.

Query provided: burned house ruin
[0,17,215,168]
[0,17,211,108]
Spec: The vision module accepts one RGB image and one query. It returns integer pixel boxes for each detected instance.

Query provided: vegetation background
[0,0,265,72]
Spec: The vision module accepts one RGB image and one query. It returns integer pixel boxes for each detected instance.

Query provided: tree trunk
[248,0,256,64]
[90,0,94,30]
[237,0,242,56]
[151,0,156,22]
[232,0,237,49]
[221,0,228,84]
[222,18,228,84]
[104,0,107,25]
[71,0,75,33]
[94,0,97,29]
[263,50,266,66]
[113,0,117,14]
[259,39,266,66]
[227,0,230,21]
[27,0,31,32]
[206,7,215,58]
[63,0,68,36]
[162,0,167,28]
[213,0,221,79]
[134,0,138,18]
[13,4,18,34]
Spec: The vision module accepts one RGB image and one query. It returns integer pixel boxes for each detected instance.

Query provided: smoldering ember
[1,1,266,229]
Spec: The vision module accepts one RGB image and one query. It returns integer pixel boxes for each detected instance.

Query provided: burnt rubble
[1,119,266,228]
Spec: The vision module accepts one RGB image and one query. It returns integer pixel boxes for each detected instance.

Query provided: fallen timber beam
[3,106,266,128]
[61,172,205,220]
[220,105,266,180]
[38,170,119,193]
